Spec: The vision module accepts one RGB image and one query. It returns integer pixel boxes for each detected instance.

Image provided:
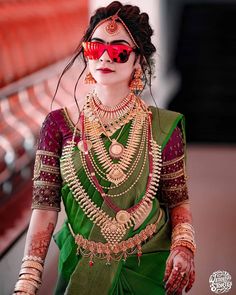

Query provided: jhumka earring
[84,72,96,84]
[129,68,144,92]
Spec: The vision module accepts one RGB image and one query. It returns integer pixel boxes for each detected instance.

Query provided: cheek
[88,60,97,74]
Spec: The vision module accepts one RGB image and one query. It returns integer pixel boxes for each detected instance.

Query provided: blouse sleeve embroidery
[159,126,189,208]
[32,112,62,212]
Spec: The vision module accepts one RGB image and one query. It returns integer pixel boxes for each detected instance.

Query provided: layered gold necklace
[61,92,162,245]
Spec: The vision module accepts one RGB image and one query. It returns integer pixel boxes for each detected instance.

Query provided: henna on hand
[170,204,193,228]
[27,222,54,260]
[164,246,195,294]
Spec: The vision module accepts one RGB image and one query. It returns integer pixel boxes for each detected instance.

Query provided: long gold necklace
[85,118,147,187]
[61,111,162,245]
[85,99,146,185]
[80,117,148,196]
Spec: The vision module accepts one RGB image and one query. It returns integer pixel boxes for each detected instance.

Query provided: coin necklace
[61,111,162,245]
[85,99,145,185]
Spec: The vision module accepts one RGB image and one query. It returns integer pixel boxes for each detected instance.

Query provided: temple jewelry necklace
[80,118,148,194]
[93,105,126,159]
[83,91,137,136]
[61,110,162,245]
[87,109,143,185]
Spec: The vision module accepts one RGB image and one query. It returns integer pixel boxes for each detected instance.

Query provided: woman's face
[87,21,138,88]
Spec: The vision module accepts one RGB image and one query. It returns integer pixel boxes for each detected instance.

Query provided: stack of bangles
[170,222,196,253]
[14,256,44,294]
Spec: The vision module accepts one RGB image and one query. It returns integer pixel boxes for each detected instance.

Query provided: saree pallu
[53,107,184,295]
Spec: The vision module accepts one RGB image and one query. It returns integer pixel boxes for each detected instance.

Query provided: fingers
[163,255,174,282]
[185,260,196,293]
[174,272,189,295]
[165,264,183,295]
[163,249,180,282]
[164,248,195,294]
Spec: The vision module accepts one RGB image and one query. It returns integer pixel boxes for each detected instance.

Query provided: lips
[97,68,114,73]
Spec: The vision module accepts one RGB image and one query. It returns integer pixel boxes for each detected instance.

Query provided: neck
[94,84,131,107]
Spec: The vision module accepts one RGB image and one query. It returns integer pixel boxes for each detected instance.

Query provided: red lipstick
[97,68,114,73]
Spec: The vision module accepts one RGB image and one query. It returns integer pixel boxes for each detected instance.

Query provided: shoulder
[148,106,185,148]
[148,106,183,121]
[44,108,64,122]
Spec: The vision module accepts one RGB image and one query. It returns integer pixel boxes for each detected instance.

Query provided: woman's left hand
[163,246,195,295]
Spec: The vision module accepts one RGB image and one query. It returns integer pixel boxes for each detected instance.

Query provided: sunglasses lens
[82,42,133,63]
[110,46,130,63]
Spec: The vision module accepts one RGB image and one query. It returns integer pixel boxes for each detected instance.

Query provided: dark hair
[53,1,156,110]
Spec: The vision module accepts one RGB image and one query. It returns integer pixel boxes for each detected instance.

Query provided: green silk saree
[53,107,184,295]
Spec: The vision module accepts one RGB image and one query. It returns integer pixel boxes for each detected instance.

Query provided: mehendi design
[170,205,193,228]
[164,246,195,295]
[28,223,54,259]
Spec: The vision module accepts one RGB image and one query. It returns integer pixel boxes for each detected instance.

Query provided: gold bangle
[17,278,39,289]
[172,231,194,239]
[14,281,36,294]
[173,222,195,231]
[22,255,44,265]
[171,240,196,253]
[22,260,44,272]
[19,267,41,277]
[19,274,42,284]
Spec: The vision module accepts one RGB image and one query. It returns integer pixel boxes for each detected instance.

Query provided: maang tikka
[105,9,121,35]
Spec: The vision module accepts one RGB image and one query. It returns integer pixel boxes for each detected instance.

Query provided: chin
[96,78,129,88]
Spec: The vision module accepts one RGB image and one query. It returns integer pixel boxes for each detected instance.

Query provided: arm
[159,126,196,295]
[14,112,62,294]
[164,203,196,295]
[14,209,58,294]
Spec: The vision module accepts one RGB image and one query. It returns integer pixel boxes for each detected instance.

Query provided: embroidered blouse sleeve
[31,112,62,211]
[159,126,189,208]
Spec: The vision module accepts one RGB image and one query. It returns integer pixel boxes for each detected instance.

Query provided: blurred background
[0,0,235,294]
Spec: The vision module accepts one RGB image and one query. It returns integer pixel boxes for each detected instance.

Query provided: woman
[14,2,196,295]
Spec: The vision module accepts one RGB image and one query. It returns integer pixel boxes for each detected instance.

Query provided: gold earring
[84,72,96,84]
[129,68,144,92]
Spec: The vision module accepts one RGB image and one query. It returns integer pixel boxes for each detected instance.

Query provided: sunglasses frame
[82,41,137,63]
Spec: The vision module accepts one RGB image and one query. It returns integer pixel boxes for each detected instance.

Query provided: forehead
[91,21,134,45]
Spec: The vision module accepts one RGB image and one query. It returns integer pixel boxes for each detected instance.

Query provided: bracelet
[14,281,36,294]
[18,278,39,289]
[171,240,196,254]
[22,260,44,272]
[22,255,44,265]
[19,267,41,277]
[173,222,195,233]
[172,232,194,240]
[19,274,42,284]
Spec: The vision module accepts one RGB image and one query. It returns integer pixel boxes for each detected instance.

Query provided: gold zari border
[162,154,184,167]
[36,150,59,158]
[161,168,185,180]
[33,180,61,188]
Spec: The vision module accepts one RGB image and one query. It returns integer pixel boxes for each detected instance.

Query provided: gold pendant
[109,139,124,158]
[77,140,92,153]
[101,219,126,245]
[107,164,126,185]
[116,210,131,224]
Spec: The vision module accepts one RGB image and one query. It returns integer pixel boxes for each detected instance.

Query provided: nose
[99,50,112,63]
